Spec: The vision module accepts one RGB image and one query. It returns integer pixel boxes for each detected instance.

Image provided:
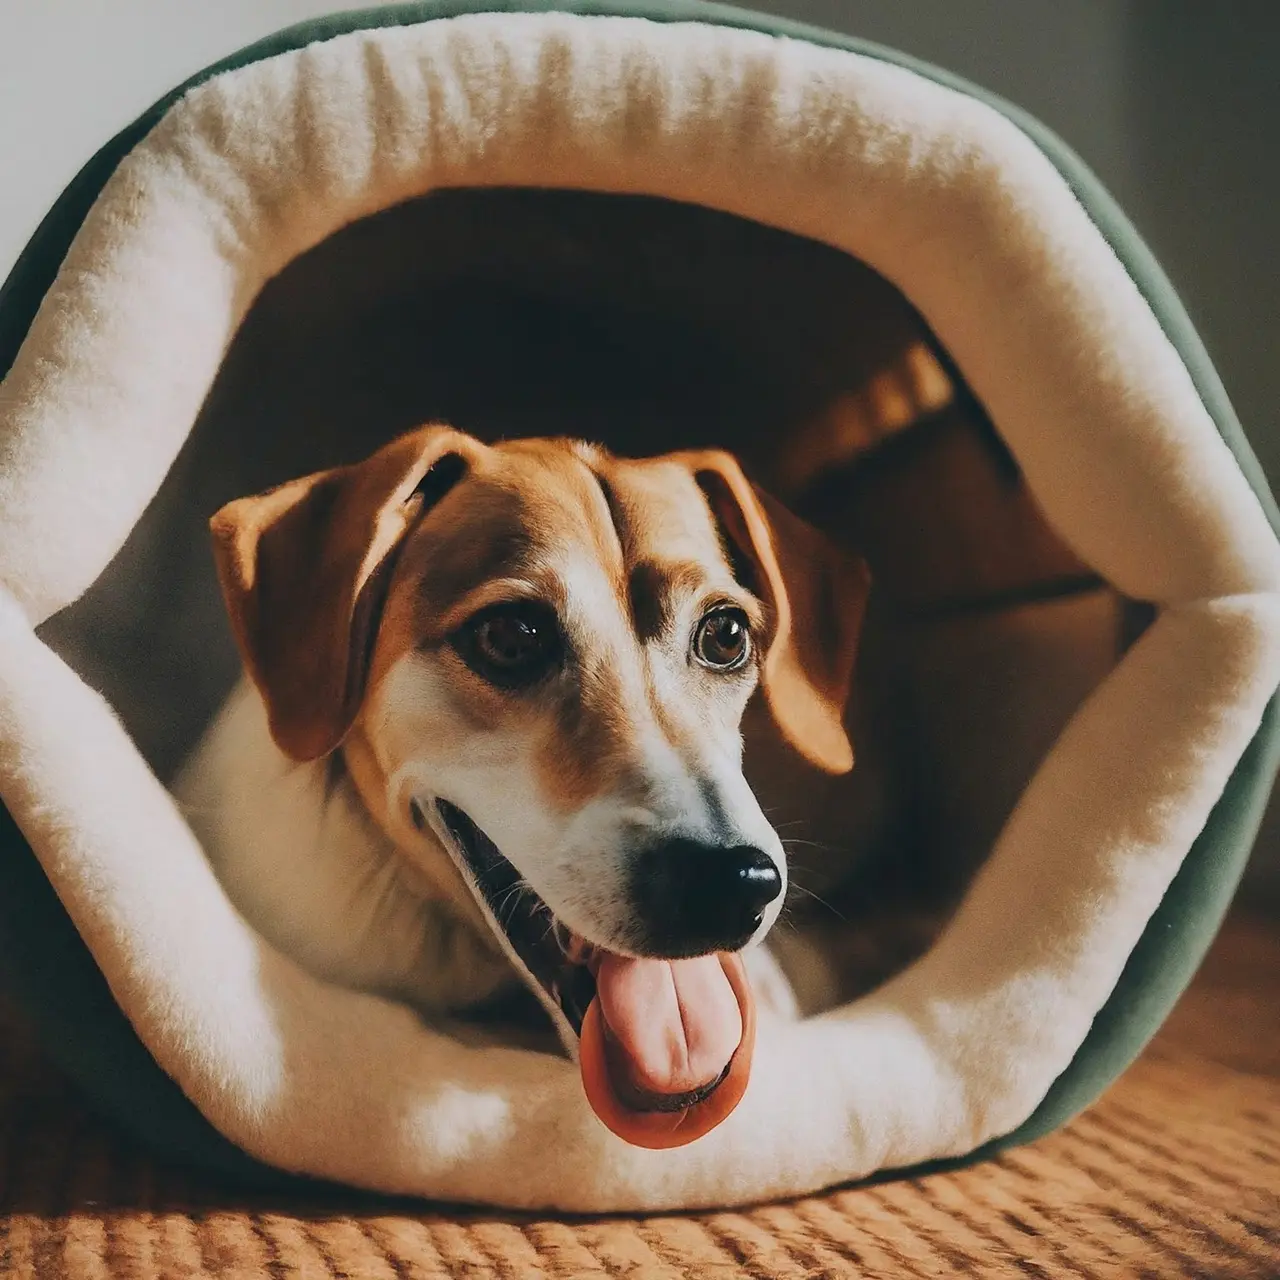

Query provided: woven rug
[1,913,1277,1279]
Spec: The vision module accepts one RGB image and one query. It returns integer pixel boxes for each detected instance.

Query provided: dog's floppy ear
[209,426,477,762]
[681,450,871,775]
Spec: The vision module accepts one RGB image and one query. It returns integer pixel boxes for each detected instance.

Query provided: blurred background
[2,0,1278,903]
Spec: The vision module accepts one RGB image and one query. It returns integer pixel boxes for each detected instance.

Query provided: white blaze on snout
[365,544,786,956]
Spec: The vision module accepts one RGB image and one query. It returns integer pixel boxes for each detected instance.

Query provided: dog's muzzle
[433,799,765,1149]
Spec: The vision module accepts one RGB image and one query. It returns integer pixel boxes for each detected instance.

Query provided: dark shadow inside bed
[36,187,1131,1006]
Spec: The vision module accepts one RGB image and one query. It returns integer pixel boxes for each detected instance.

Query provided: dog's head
[211,426,868,1127]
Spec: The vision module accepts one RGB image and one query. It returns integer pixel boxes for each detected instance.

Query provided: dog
[175,425,870,1134]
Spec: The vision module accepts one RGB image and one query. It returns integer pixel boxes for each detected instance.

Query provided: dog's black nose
[629,839,783,958]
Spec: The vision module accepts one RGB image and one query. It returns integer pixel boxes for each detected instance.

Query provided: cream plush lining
[0,13,1278,1212]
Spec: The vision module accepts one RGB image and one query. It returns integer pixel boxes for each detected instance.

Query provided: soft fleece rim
[0,0,1275,1198]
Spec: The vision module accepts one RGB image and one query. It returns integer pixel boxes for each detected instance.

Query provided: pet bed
[0,0,1277,1214]
[5,914,1278,1278]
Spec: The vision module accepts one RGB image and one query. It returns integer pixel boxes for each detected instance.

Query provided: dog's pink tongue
[593,952,742,1095]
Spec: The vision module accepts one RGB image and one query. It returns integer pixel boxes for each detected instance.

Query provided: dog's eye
[455,602,563,689]
[693,608,751,671]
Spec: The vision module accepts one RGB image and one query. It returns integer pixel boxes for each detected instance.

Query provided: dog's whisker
[488,883,520,918]
[782,837,850,857]
[493,880,534,927]
[788,882,849,923]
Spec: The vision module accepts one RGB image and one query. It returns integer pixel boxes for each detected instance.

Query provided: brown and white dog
[175,425,869,1145]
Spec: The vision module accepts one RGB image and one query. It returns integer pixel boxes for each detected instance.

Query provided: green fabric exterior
[1,0,1277,1196]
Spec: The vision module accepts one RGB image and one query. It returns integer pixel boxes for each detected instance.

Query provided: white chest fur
[172,679,514,1014]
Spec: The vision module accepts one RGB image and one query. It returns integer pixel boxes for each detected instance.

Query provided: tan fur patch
[244,428,861,834]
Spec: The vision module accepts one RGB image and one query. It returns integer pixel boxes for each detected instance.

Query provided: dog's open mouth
[436,799,756,1148]
[435,799,598,1038]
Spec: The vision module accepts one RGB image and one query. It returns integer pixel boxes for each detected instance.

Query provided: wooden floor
[1,914,1277,1278]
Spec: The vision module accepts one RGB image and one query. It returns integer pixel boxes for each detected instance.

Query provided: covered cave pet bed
[1,0,1279,1215]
